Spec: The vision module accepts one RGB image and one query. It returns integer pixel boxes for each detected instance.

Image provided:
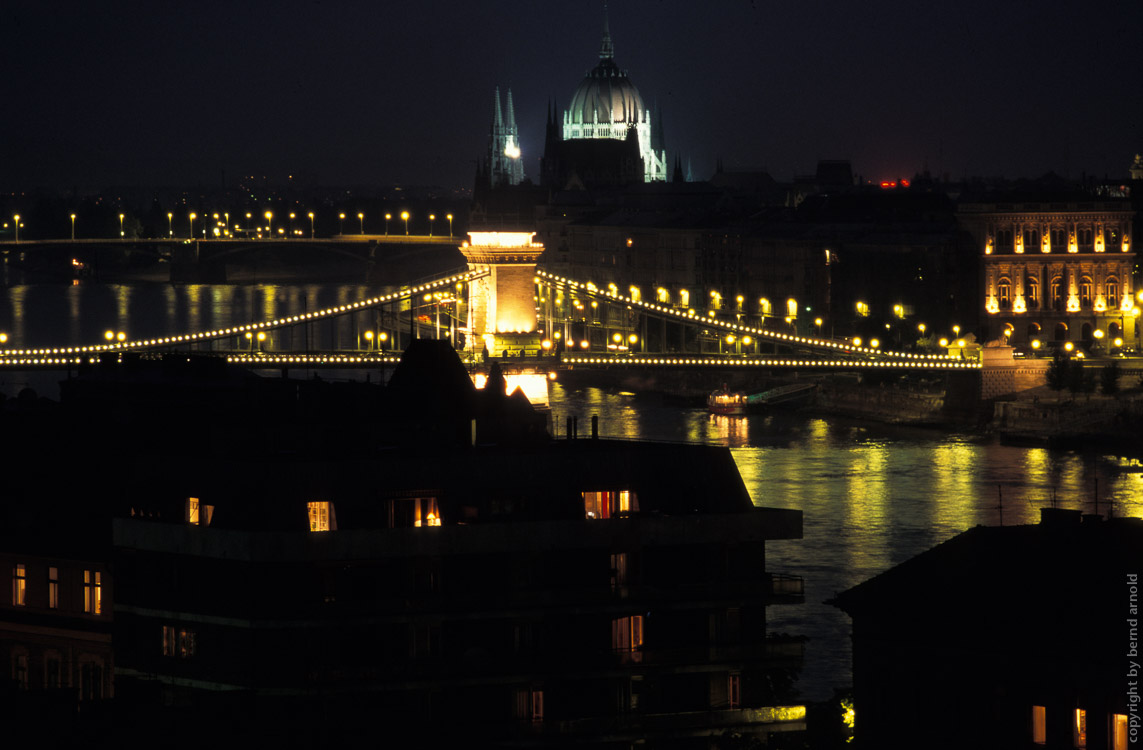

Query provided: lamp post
[358,212,364,234]
[385,213,391,235]
[189,212,196,240]
[70,214,76,240]
[119,213,125,238]
[265,211,273,238]
[446,213,453,237]
[401,211,409,235]
[338,213,345,234]
[167,212,173,237]
[308,212,315,239]
[12,215,18,243]
[429,214,435,237]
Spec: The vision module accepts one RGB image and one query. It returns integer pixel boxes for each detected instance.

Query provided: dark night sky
[3,0,1141,191]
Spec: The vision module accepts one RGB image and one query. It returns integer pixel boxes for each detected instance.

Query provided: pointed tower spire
[493,87,503,128]
[505,89,517,130]
[600,2,614,59]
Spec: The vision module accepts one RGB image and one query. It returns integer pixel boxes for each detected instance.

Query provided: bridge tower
[458,231,544,355]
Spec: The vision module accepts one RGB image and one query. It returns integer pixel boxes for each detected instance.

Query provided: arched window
[1026,277,1040,309]
[1078,228,1094,250]
[1054,322,1068,341]
[1051,228,1067,250]
[1027,323,1041,340]
[996,229,1013,252]
[998,278,1011,309]
[1106,277,1120,309]
[1080,276,1093,308]
[1023,229,1039,251]
[1050,276,1063,310]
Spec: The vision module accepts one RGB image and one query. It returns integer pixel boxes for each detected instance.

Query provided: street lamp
[364,330,374,350]
[189,212,196,239]
[265,211,273,237]
[358,212,365,234]
[429,214,435,237]
[338,213,345,234]
[401,211,409,235]
[308,212,315,238]
[119,213,125,237]
[70,214,76,240]
[447,213,453,237]
[385,213,391,235]
[167,212,173,237]
[12,215,18,243]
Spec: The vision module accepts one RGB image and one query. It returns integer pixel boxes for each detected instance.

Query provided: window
[411,623,442,659]
[998,279,1011,309]
[514,687,544,723]
[1073,708,1086,748]
[612,615,644,660]
[178,629,196,659]
[161,625,176,656]
[1113,713,1128,750]
[584,490,638,519]
[387,498,439,528]
[80,660,103,701]
[1107,279,1120,309]
[308,501,336,531]
[48,566,58,609]
[531,689,544,723]
[1032,705,1046,745]
[728,673,741,709]
[187,496,200,525]
[1027,278,1040,309]
[414,498,440,527]
[84,570,101,615]
[12,652,28,690]
[610,553,629,592]
[1080,277,1093,308]
[1050,277,1063,309]
[12,563,26,606]
[45,654,61,689]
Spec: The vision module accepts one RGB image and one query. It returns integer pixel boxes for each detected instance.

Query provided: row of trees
[1045,352,1124,396]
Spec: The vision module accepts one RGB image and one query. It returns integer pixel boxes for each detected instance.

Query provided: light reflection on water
[548,383,1143,700]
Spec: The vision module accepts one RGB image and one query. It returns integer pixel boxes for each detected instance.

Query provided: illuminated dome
[566,58,645,127]
[559,14,666,183]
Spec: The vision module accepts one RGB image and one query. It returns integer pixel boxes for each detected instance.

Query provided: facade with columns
[959,198,1136,349]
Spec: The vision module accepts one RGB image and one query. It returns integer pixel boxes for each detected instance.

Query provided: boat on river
[708,385,748,416]
[709,382,818,416]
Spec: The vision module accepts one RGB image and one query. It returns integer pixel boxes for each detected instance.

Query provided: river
[4,279,1143,701]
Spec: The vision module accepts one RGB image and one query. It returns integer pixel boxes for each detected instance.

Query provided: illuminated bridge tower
[459,231,545,355]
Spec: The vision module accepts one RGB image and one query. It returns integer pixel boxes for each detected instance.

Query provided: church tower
[489,87,525,186]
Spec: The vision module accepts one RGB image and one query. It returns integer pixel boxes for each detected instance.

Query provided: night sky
[4,0,1141,191]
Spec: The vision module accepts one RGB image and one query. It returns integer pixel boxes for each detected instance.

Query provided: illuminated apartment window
[727,673,742,709]
[308,501,337,531]
[83,570,101,615]
[584,490,638,519]
[612,615,644,660]
[178,629,196,659]
[610,552,629,592]
[48,566,58,609]
[1032,705,1047,745]
[187,497,200,525]
[1073,708,1086,748]
[414,497,441,527]
[161,625,175,656]
[1113,713,1128,750]
[531,689,544,723]
[12,563,26,606]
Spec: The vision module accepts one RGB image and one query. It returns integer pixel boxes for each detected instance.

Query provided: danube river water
[5,279,1143,701]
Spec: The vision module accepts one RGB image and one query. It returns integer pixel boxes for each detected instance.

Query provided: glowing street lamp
[364,330,374,350]
[429,214,436,237]
[338,213,345,234]
[189,212,196,239]
[401,211,409,235]
[265,211,273,237]
[446,213,453,237]
[167,212,173,237]
[308,212,315,238]
[358,212,365,234]
[384,213,391,235]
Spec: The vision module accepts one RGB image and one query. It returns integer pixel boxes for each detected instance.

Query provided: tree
[1101,362,1121,396]
[1046,350,1070,392]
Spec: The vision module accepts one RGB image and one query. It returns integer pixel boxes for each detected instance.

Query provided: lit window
[728,673,741,709]
[84,570,101,615]
[612,615,644,661]
[415,498,441,527]
[178,629,196,659]
[1113,713,1128,750]
[12,564,26,606]
[187,497,199,525]
[308,501,336,532]
[161,625,175,656]
[1073,708,1086,748]
[48,566,58,609]
[584,491,639,519]
[1032,705,1046,745]
[531,688,544,723]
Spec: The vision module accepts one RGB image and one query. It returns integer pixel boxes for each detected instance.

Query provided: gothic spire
[599,2,614,59]
[493,87,503,128]
[505,88,517,131]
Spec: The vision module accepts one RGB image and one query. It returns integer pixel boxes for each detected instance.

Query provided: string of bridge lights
[535,270,978,368]
[0,269,486,366]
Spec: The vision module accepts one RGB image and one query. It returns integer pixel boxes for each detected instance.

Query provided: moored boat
[708,385,748,416]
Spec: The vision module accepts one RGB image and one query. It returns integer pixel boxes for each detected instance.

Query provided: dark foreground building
[2,341,806,747]
[832,508,1140,750]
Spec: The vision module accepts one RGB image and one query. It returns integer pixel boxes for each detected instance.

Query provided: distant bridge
[1,267,978,374]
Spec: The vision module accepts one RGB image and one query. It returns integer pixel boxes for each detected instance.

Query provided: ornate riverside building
[959,196,1136,348]
[543,13,667,186]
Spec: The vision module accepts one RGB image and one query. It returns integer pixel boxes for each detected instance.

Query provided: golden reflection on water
[930,441,977,530]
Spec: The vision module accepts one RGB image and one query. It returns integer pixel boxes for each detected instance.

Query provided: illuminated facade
[488,86,524,186]
[559,13,667,183]
[459,231,544,347]
[960,197,1136,348]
